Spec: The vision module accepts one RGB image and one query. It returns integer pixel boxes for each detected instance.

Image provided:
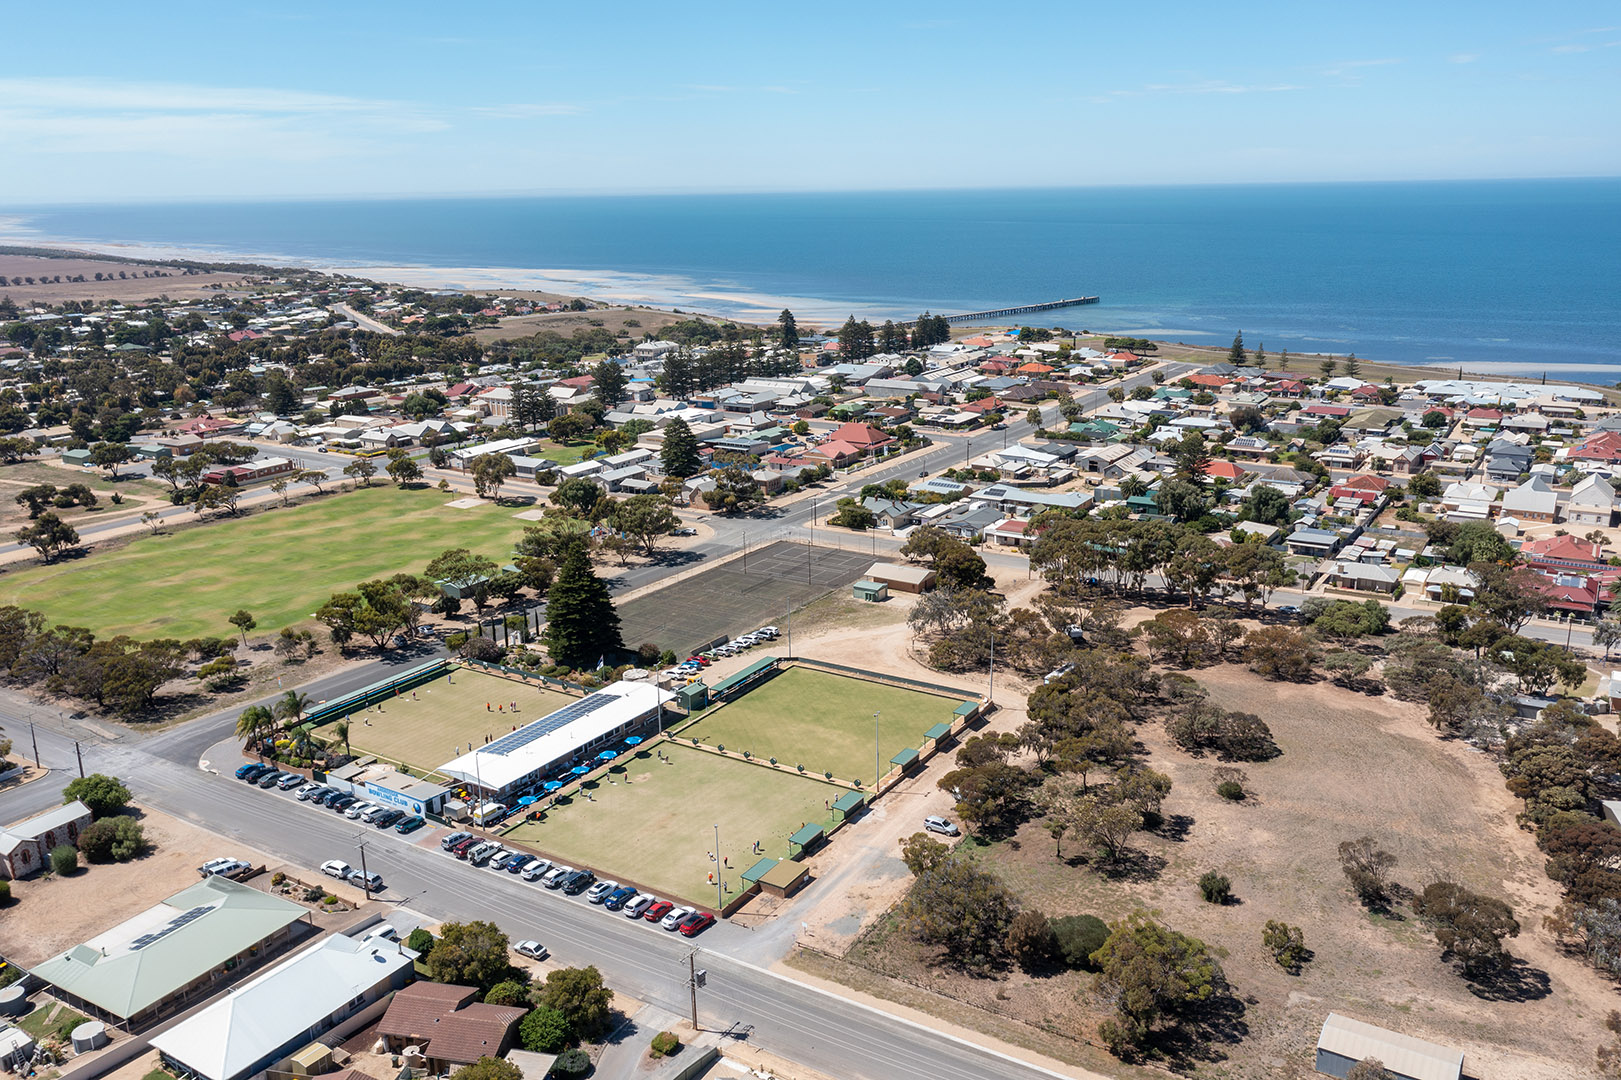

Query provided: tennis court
[500,742,844,907]
[616,541,873,657]
[677,665,962,785]
[341,665,576,773]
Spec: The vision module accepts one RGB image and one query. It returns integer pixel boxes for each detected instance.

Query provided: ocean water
[3,180,1618,376]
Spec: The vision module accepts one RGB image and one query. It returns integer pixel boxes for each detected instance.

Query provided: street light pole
[874,711,881,792]
[713,823,723,912]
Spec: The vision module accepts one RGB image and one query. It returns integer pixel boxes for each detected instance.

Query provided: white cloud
[1449,52,1480,64]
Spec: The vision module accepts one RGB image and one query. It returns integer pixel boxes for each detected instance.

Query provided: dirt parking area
[3,806,281,966]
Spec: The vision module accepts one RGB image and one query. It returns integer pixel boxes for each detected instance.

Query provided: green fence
[305,659,450,726]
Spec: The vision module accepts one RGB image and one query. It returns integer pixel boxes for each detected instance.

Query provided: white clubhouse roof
[437,681,674,792]
[153,934,414,1080]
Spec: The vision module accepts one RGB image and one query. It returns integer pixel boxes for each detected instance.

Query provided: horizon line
[3,173,1620,211]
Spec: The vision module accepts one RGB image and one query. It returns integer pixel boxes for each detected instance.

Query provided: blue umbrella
[570,765,590,776]
[596,750,617,761]
[624,736,643,746]
[543,781,563,792]
[518,795,537,805]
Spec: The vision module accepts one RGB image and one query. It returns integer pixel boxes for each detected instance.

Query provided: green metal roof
[31,876,306,1019]
[709,656,778,696]
[788,823,824,848]
[740,857,779,884]
[953,701,977,717]
[924,722,952,740]
[831,791,866,814]
[889,747,920,767]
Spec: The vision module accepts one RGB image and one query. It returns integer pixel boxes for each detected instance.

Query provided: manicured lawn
[501,743,844,907]
[0,486,535,639]
[677,667,963,786]
[525,439,597,467]
[344,666,575,773]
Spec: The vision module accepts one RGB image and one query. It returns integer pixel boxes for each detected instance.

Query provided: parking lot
[616,541,874,657]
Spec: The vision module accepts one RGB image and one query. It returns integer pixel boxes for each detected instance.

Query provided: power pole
[29,721,39,768]
[685,951,706,1029]
[74,741,84,778]
[357,838,370,891]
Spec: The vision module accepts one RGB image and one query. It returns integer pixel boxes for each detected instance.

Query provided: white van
[473,801,508,826]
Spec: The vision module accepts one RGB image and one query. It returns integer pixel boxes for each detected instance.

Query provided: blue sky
[1,1,1617,203]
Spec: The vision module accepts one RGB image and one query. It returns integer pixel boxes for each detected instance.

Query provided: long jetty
[900,296,1099,327]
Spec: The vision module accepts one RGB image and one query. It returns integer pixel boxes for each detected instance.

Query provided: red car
[685,655,711,667]
[643,900,674,923]
[678,911,716,937]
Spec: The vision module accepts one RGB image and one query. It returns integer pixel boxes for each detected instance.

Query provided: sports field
[341,666,576,773]
[501,742,844,907]
[677,666,961,786]
[0,486,534,639]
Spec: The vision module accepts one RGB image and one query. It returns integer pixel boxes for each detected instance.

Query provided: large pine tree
[660,417,702,477]
[777,309,799,350]
[542,541,623,670]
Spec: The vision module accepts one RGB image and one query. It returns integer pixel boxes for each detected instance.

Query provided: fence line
[787,656,984,701]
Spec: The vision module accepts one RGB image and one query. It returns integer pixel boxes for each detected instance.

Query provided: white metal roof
[437,681,673,792]
[152,935,414,1080]
[1317,1013,1463,1080]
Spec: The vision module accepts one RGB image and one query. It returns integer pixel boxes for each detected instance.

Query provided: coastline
[3,219,1617,387]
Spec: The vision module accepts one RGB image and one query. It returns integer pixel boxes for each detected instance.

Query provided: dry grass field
[0,253,257,304]
[845,663,1616,1080]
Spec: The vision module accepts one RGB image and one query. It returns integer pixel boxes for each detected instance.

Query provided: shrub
[406,928,434,954]
[61,773,131,818]
[271,872,286,885]
[1050,914,1109,971]
[551,1049,591,1078]
[519,1006,569,1053]
[0,880,10,905]
[1216,780,1245,801]
[77,816,146,862]
[322,894,338,905]
[1198,871,1231,904]
[649,1031,681,1058]
[1005,910,1057,970]
[484,980,529,1007]
[1262,920,1309,972]
[51,844,79,875]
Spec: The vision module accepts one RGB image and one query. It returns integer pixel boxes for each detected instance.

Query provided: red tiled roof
[1203,460,1244,480]
[1339,474,1390,493]
[827,422,894,449]
[1520,535,1606,565]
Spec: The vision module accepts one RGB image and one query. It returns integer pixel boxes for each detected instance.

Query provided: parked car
[487,850,516,871]
[643,900,674,924]
[520,858,552,881]
[624,895,655,919]
[295,783,324,801]
[197,856,242,877]
[202,858,250,878]
[469,844,501,866]
[441,831,473,851]
[360,805,390,824]
[257,770,287,789]
[514,940,549,961]
[661,906,696,931]
[452,836,481,858]
[508,855,538,876]
[235,763,270,781]
[344,801,375,820]
[923,815,960,836]
[758,626,779,638]
[562,870,596,895]
[320,790,349,807]
[603,885,638,911]
[321,860,353,880]
[373,809,405,829]
[364,925,399,943]
[348,869,384,893]
[542,865,575,889]
[678,911,716,937]
[395,815,426,834]
[673,527,697,537]
[275,772,305,790]
[586,880,618,904]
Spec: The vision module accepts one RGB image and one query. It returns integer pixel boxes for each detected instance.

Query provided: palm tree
[333,720,351,755]
[273,690,310,728]
[235,705,274,757]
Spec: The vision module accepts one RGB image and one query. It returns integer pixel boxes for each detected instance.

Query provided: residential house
[1520,534,1609,574]
[0,801,91,879]
[1484,441,1533,484]
[376,983,526,1076]
[1286,527,1342,557]
[1567,474,1619,527]
[1571,431,1621,465]
[1326,560,1401,594]
[1500,475,1558,523]
[860,498,923,530]
[985,518,1035,547]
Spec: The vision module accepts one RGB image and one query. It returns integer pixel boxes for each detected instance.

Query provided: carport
[787,823,824,859]
[831,790,867,823]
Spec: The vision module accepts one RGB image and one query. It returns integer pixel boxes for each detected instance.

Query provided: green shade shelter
[740,857,779,885]
[923,722,952,743]
[788,822,824,858]
[953,701,977,718]
[709,656,778,699]
[889,748,919,768]
[831,790,866,821]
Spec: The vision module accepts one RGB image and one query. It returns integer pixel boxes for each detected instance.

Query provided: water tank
[402,1045,426,1070]
[0,988,26,1017]
[70,1021,107,1053]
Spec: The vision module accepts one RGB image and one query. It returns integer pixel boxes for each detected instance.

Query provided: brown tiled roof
[377,982,478,1039]
[419,1003,527,1065]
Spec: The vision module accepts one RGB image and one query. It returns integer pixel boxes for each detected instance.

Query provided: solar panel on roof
[130,905,214,950]
[484,694,615,756]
